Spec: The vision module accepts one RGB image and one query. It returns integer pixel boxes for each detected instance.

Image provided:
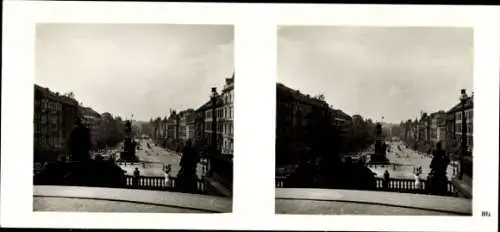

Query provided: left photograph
[33,24,234,213]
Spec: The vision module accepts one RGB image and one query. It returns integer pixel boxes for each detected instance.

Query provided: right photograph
[275,26,473,215]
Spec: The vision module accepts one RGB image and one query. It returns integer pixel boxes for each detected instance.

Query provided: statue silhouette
[429,142,449,195]
[178,140,199,193]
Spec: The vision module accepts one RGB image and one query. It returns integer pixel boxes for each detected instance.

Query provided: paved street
[118,139,204,178]
[368,140,456,180]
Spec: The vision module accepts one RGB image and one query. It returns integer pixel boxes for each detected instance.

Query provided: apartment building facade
[220,73,234,156]
[34,84,79,162]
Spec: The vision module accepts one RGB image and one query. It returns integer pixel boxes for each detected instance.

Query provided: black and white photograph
[2,2,499,231]
[275,26,474,215]
[33,23,234,213]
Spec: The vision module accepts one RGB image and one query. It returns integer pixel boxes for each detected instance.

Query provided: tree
[140,122,153,138]
[305,108,339,160]
[389,124,403,139]
[351,115,370,151]
[365,118,375,143]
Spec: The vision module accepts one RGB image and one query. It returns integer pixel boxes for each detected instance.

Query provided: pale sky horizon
[278,26,473,124]
[36,24,234,121]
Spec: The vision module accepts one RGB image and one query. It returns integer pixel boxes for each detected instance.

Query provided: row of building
[276,82,353,167]
[152,73,235,157]
[34,84,104,163]
[403,90,473,154]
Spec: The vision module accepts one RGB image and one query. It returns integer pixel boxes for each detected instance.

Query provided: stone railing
[276,176,456,196]
[125,175,207,194]
[374,177,455,195]
[276,175,287,188]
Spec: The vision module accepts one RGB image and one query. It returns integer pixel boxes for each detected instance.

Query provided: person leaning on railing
[133,168,140,188]
[383,170,390,190]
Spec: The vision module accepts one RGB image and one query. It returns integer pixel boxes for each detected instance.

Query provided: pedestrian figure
[383,170,390,189]
[415,172,421,190]
[163,164,172,188]
[133,167,140,188]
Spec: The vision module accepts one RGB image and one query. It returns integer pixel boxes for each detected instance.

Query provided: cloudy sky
[278,26,473,123]
[36,24,233,121]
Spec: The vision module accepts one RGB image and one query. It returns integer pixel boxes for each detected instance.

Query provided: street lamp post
[459,89,468,180]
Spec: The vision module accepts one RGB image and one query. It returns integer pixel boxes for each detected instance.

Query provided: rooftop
[331,108,352,120]
[35,84,78,106]
[80,106,101,118]
[222,73,235,93]
[196,96,224,112]
[447,96,473,114]
[277,83,329,109]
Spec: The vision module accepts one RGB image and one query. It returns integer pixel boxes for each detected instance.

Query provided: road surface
[368,140,456,180]
[118,139,204,178]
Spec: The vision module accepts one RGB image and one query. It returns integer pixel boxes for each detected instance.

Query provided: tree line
[93,113,127,150]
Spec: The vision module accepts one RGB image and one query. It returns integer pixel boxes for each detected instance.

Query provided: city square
[275,26,473,215]
[32,23,234,212]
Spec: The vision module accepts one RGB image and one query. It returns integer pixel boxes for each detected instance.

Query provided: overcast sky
[36,24,233,121]
[278,26,473,124]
